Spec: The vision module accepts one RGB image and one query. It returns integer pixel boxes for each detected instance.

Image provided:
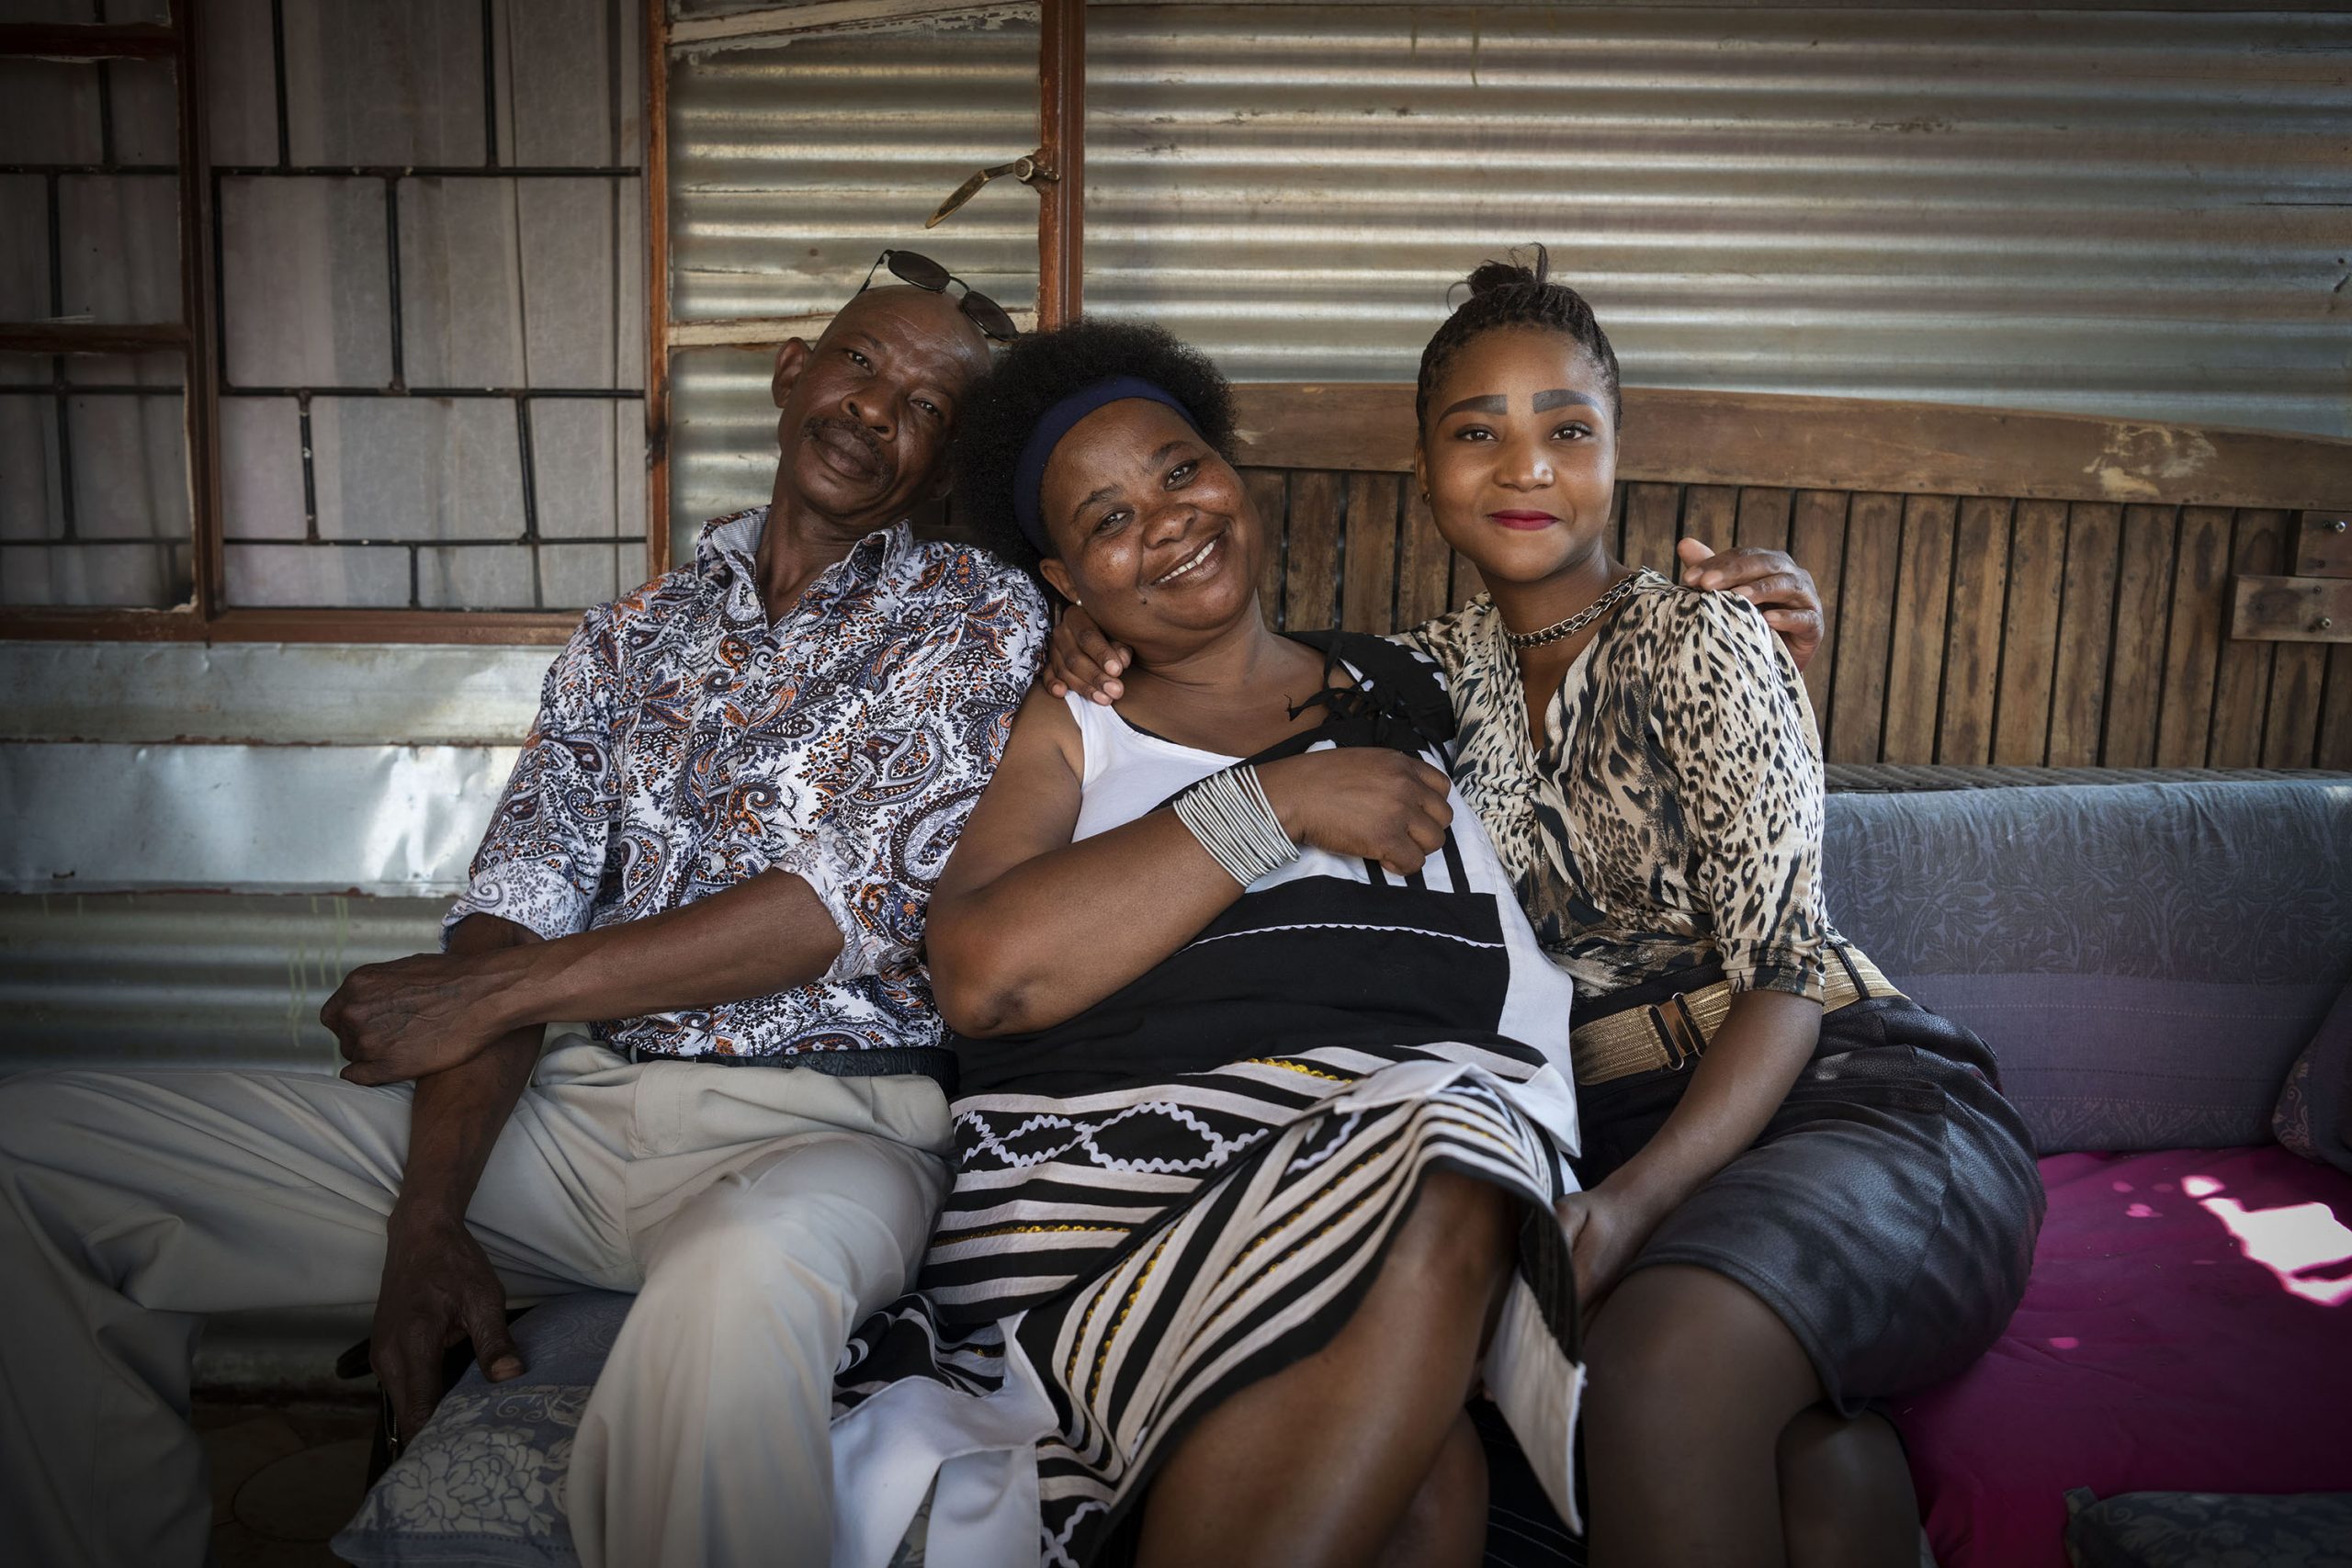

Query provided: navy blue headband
[1012,376,1203,553]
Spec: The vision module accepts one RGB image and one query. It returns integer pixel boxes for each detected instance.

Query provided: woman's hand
[1257,749,1453,876]
[1046,602,1135,705]
[1554,1183,1662,1313]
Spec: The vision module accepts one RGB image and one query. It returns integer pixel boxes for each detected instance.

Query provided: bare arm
[927,691,1243,1037]
[329,872,844,1086]
[371,911,545,1442]
[930,690,1458,1038]
[1557,592,1833,1308]
[1555,990,1820,1309]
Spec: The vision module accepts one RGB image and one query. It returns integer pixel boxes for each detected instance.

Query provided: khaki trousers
[0,1038,952,1568]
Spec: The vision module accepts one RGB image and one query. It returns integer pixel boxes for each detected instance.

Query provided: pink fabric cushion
[1889,1145,2352,1568]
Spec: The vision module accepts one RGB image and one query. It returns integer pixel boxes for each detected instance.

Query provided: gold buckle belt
[1569,950,1903,1088]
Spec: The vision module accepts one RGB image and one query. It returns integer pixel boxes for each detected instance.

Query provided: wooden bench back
[1226,386,2352,771]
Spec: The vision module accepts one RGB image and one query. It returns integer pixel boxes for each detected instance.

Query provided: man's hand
[371,1211,526,1445]
[1675,538,1824,673]
[1045,603,1131,706]
[325,951,520,1087]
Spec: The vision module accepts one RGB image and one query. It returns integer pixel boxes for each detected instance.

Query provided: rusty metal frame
[1038,0,1084,326]
[639,0,1088,560]
[0,7,210,642]
[644,0,674,579]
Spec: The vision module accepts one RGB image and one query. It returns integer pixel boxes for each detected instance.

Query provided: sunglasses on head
[860,249,1020,343]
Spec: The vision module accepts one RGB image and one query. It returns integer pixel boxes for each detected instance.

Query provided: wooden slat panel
[2154,507,2233,766]
[2209,509,2288,766]
[2048,502,2123,766]
[1735,487,1792,553]
[2297,511,2352,578]
[1939,497,2012,764]
[1682,486,1738,555]
[0,22,178,57]
[1788,490,1849,738]
[2101,505,2180,767]
[2231,576,2352,643]
[1827,493,1903,763]
[1284,470,1343,631]
[1396,488,1453,633]
[1227,384,2352,512]
[2322,645,2352,770]
[1622,483,1681,575]
[1882,495,1957,763]
[2264,641,2327,767]
[1340,471,1400,634]
[1240,468,1289,628]
[1993,499,2067,765]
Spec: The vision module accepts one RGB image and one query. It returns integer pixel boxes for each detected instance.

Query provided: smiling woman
[821,320,1589,1568]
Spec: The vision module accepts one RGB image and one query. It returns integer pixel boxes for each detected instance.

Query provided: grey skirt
[1571,996,2044,1414]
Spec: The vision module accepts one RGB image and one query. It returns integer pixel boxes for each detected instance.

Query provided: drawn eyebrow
[1438,394,1507,419]
[1534,389,1603,413]
[1073,440,1193,517]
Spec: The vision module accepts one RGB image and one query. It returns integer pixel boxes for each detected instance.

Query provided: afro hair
[953,318,1238,564]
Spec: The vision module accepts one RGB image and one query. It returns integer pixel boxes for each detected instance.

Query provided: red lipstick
[1487,510,1561,531]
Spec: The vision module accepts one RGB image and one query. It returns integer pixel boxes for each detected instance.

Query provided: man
[0,276,1045,1568]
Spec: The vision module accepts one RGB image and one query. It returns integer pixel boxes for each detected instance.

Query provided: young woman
[1047,254,2046,1568]
[825,322,1590,1568]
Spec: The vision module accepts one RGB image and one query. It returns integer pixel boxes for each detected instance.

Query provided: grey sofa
[334,774,2352,1568]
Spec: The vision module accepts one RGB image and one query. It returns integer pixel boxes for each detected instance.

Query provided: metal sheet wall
[1085,5,2352,436]
[0,742,518,896]
[0,893,446,1074]
[664,9,1041,539]
[665,11,1042,324]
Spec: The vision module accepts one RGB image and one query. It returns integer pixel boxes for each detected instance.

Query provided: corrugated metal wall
[658,0,2352,537]
[664,9,1040,544]
[666,11,1041,324]
[1084,4,2352,435]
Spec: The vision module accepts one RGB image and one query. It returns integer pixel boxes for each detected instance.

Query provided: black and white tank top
[1051,638,1577,1073]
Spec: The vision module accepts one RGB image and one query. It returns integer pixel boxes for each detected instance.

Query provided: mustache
[802,415,888,473]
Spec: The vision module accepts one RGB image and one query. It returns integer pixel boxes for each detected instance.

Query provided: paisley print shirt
[1405,570,1853,1005]
[446,508,1047,1059]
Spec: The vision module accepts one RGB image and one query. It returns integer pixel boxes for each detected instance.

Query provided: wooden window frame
[0,3,650,647]
[0,5,229,643]
[2,0,1084,644]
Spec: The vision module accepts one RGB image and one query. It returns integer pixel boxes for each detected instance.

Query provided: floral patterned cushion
[2064,1488,2352,1568]
[332,1290,931,1567]
[2274,984,2352,1172]
[333,1290,629,1567]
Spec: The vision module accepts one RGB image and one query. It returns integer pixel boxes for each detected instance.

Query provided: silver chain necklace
[1504,571,1644,650]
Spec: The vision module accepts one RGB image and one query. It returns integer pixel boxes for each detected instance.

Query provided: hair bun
[1464,243,1553,298]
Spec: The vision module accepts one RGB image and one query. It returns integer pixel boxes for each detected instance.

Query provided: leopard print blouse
[1404,569,1862,1006]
